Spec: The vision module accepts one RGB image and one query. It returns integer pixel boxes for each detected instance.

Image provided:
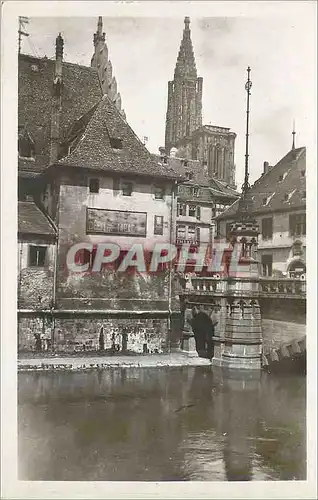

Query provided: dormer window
[283,189,296,203]
[278,171,288,182]
[110,137,123,149]
[262,193,275,206]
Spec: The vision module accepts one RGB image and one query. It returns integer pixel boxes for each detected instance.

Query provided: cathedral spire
[174,16,197,79]
[165,17,202,152]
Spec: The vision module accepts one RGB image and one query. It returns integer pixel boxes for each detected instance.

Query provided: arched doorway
[190,310,214,359]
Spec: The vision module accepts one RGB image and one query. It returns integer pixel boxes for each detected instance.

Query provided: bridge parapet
[178,276,306,300]
[259,278,306,299]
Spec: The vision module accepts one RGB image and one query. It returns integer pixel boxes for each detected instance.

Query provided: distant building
[164,17,237,188]
[152,152,238,252]
[217,146,306,278]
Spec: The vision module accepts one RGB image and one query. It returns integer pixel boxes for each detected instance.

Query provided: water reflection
[18,367,306,481]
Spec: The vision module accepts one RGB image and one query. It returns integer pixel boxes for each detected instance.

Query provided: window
[177,203,187,216]
[188,225,196,241]
[89,178,100,194]
[29,246,47,267]
[176,225,186,239]
[154,215,164,235]
[188,205,196,217]
[261,254,273,277]
[301,169,305,177]
[154,185,165,200]
[196,206,201,220]
[290,213,306,236]
[301,191,306,200]
[122,181,133,196]
[110,138,123,149]
[261,217,273,240]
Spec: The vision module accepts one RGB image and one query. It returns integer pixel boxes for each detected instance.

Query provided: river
[18,366,306,481]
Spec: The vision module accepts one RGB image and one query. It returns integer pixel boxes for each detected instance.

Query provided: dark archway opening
[190,311,215,359]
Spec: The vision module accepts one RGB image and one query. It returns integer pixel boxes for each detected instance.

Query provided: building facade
[18,22,184,354]
[217,146,306,278]
[152,152,239,252]
[164,17,237,189]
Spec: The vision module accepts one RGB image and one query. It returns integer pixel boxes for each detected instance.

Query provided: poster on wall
[86,208,147,237]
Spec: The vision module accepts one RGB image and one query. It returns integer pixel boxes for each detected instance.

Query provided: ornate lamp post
[238,66,253,218]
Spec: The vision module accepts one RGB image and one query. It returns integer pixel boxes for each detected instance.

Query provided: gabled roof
[18,202,56,236]
[152,153,239,200]
[217,147,306,220]
[152,154,209,186]
[18,54,103,173]
[56,96,182,180]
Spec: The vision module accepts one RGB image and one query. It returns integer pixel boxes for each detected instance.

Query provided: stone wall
[262,319,306,350]
[18,314,171,354]
[18,315,53,352]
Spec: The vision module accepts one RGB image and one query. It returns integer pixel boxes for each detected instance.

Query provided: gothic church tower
[165,17,202,153]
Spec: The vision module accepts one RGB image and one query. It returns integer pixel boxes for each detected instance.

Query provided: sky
[20,8,315,189]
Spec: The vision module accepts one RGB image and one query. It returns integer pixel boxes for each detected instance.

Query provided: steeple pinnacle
[292,119,296,150]
[174,16,197,79]
[94,16,105,45]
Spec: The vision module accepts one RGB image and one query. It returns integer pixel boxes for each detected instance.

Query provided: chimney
[50,33,64,163]
[53,33,63,95]
[263,161,272,174]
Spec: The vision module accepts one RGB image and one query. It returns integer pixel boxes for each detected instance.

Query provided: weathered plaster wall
[55,172,177,310]
[18,240,55,309]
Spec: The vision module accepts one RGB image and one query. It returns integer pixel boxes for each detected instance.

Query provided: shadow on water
[18,366,306,481]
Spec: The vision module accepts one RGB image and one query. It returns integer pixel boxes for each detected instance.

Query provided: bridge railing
[259,277,306,297]
[177,275,306,298]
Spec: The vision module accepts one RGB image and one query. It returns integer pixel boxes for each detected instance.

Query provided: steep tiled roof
[217,147,306,220]
[152,154,209,186]
[56,96,182,180]
[18,54,102,173]
[152,154,239,201]
[18,202,56,236]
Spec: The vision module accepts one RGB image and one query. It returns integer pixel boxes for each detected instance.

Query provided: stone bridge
[177,276,306,372]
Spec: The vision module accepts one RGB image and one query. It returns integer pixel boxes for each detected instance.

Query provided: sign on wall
[86,208,147,237]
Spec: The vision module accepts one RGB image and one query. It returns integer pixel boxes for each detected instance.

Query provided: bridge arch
[190,308,215,358]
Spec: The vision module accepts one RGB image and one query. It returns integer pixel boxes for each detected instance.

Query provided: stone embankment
[262,335,306,373]
[18,353,211,372]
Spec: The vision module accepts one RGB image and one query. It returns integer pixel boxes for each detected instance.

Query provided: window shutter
[196,206,201,220]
